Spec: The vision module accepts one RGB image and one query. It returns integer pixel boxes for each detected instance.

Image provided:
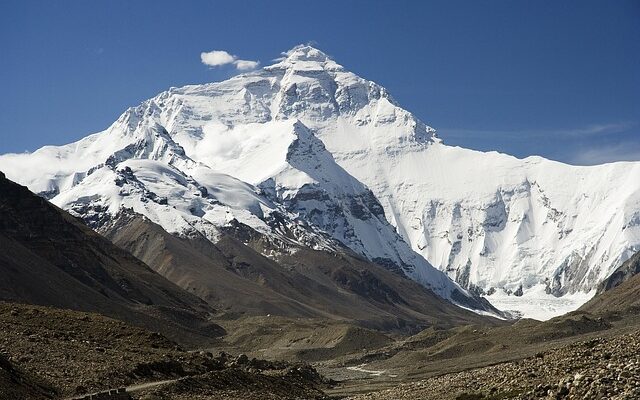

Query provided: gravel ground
[349,330,640,400]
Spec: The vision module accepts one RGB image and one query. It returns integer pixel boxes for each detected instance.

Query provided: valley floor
[2,301,640,400]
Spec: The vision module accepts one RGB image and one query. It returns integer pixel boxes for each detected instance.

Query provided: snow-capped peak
[269,44,342,70]
[1,45,638,320]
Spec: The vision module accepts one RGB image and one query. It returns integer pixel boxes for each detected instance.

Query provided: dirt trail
[127,379,176,392]
[65,379,176,399]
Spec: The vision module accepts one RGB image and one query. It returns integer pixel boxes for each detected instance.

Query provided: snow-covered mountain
[2,45,639,319]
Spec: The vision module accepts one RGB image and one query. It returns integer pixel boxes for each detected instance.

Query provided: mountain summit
[1,45,639,319]
[273,45,338,65]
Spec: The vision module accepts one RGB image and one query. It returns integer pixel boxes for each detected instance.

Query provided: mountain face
[99,211,497,332]
[0,172,224,345]
[580,250,640,316]
[1,45,639,319]
[596,250,640,294]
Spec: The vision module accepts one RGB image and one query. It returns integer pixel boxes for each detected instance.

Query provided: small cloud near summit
[234,59,260,71]
[200,49,259,71]
[200,50,235,66]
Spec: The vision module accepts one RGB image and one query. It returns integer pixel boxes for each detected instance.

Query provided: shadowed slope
[0,172,223,345]
[102,212,501,333]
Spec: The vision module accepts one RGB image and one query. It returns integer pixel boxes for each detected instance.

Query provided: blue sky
[1,0,638,164]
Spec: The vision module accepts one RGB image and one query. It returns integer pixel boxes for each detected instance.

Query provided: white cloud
[200,50,259,71]
[441,122,636,141]
[200,50,236,67]
[234,59,260,71]
[569,141,640,165]
[566,122,636,137]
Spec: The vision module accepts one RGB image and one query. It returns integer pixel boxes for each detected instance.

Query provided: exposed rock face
[597,250,640,294]
[580,251,640,316]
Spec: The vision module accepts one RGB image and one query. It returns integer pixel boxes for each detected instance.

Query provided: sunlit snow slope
[2,45,639,319]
